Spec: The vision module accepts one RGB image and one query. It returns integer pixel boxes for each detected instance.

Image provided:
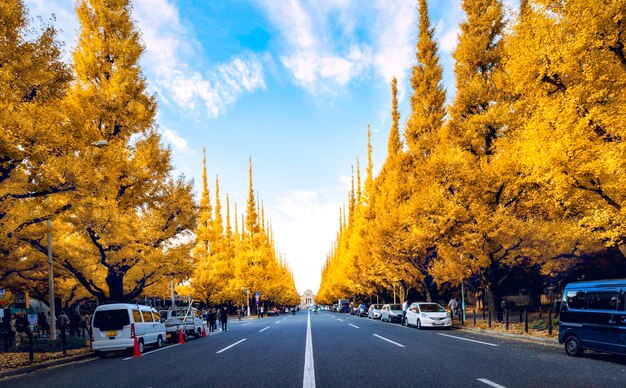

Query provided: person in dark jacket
[221,307,228,331]
[208,308,217,332]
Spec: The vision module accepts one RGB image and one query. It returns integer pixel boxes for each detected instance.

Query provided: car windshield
[93,309,130,331]
[390,304,402,310]
[419,303,446,312]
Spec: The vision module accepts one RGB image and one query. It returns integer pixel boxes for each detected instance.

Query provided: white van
[91,303,166,356]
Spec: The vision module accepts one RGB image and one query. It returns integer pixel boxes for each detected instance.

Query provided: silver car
[368,304,383,319]
[380,304,404,323]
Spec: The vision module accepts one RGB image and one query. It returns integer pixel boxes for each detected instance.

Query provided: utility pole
[170,280,175,308]
[47,195,57,341]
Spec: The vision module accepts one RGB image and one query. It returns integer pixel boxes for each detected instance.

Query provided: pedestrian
[69,310,80,337]
[448,297,458,317]
[38,312,47,337]
[401,299,409,326]
[14,312,30,350]
[57,311,69,337]
[9,314,17,350]
[237,307,242,321]
[221,307,228,332]
[217,308,223,331]
[81,314,91,338]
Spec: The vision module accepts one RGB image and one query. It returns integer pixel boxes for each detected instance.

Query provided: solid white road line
[438,333,499,347]
[303,310,316,388]
[348,323,360,329]
[477,378,507,388]
[373,334,405,348]
[216,338,247,354]
[259,326,270,332]
[123,343,180,360]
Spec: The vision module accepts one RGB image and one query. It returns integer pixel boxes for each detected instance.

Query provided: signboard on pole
[255,291,260,305]
[15,291,27,308]
[0,289,4,299]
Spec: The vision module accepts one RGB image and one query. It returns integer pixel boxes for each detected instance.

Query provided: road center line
[303,310,316,388]
[259,326,270,332]
[216,338,247,354]
[373,334,405,348]
[348,323,360,329]
[337,318,344,322]
[438,333,499,347]
[242,323,251,326]
[275,319,282,324]
[123,343,180,360]
[477,378,507,388]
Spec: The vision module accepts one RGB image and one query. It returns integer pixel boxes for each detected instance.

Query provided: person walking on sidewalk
[401,299,409,326]
[448,297,458,318]
[221,307,228,331]
[14,312,30,349]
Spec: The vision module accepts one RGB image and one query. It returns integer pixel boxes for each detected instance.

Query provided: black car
[355,304,368,317]
[338,304,350,313]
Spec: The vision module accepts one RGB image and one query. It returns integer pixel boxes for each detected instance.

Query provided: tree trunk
[422,280,432,302]
[106,270,126,301]
[487,285,503,322]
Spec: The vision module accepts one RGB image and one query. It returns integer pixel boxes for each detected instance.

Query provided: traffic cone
[178,329,185,344]
[202,325,207,337]
[132,337,141,358]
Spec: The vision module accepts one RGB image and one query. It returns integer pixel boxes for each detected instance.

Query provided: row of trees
[0,0,298,308]
[178,154,300,308]
[317,0,626,319]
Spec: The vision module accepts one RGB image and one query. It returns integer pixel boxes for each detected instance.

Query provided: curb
[0,352,95,380]
[454,325,560,346]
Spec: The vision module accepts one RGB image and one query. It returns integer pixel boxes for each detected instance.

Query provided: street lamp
[47,140,108,341]
[241,287,250,317]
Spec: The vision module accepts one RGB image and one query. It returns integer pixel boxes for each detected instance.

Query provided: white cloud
[160,127,189,153]
[255,0,416,95]
[132,0,266,118]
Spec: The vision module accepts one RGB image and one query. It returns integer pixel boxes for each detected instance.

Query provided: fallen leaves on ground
[0,348,91,372]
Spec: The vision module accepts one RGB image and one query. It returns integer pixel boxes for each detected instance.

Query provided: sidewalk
[0,351,95,380]
[453,325,560,347]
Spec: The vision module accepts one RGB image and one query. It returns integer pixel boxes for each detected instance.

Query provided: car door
[407,303,419,325]
[141,309,156,345]
[582,288,620,353]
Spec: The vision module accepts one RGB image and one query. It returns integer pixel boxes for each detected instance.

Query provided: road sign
[15,291,27,308]
[0,289,4,299]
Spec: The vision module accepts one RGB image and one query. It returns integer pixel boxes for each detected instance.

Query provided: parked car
[405,302,451,329]
[338,304,351,313]
[559,279,626,357]
[91,303,165,356]
[355,304,368,317]
[368,304,383,319]
[159,307,204,342]
[380,304,404,323]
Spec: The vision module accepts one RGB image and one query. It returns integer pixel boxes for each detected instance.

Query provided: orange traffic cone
[178,329,185,344]
[202,325,207,337]
[132,337,141,358]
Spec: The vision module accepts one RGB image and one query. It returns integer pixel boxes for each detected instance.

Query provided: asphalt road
[1,311,626,388]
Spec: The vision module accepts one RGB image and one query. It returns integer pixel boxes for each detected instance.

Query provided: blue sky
[25,0,517,294]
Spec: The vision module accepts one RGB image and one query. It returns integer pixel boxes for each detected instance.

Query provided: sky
[25,0,517,295]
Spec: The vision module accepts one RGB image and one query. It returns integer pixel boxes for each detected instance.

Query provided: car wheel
[156,335,163,349]
[416,319,422,330]
[564,335,583,357]
[138,339,145,354]
[197,329,202,338]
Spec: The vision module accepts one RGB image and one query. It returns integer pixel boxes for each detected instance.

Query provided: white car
[368,304,383,319]
[405,302,451,329]
[91,303,166,356]
[380,304,404,323]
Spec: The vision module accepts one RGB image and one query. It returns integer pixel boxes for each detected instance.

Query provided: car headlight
[446,313,451,319]
[421,313,428,318]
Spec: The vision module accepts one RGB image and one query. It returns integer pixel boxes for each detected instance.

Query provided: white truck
[159,306,204,342]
